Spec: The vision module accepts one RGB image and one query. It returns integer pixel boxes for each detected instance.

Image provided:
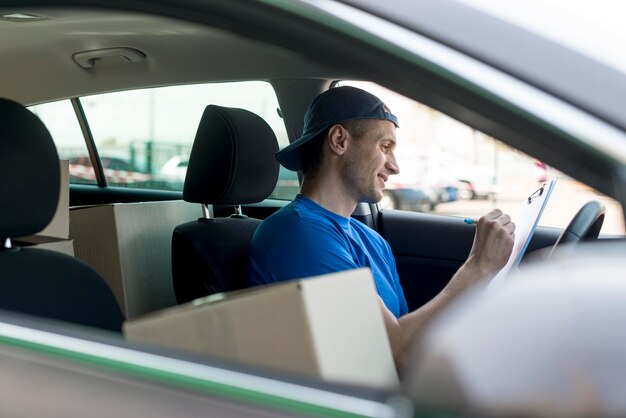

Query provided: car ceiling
[0,7,339,105]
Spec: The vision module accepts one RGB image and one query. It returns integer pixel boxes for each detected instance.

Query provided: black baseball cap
[276,86,399,171]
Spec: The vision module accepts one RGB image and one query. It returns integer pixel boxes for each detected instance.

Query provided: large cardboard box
[70,200,201,319]
[16,160,73,256]
[124,268,400,389]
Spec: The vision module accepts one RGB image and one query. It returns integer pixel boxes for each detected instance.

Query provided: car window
[338,81,625,235]
[28,100,95,185]
[32,81,296,200]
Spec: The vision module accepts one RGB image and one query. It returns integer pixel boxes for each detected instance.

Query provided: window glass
[28,100,96,185]
[80,81,296,199]
[338,81,625,235]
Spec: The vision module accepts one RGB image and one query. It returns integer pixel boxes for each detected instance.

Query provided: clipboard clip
[527,184,545,204]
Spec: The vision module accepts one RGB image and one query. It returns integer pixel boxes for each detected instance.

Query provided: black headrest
[0,98,60,238]
[183,105,280,205]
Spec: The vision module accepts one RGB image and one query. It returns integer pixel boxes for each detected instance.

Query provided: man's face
[340,119,400,204]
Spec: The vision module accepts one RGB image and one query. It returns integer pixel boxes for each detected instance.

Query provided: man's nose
[386,154,400,175]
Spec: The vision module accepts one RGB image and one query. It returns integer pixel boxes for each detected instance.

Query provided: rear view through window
[31,81,298,200]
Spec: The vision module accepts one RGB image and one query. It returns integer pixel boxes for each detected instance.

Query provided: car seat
[0,98,124,332]
[171,105,279,304]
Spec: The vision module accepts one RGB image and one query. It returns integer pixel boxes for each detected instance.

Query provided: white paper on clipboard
[486,177,558,292]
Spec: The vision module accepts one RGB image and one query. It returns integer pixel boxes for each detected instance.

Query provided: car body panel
[0,312,408,418]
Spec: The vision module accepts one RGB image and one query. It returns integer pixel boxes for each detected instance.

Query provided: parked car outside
[380,160,459,211]
[158,155,189,183]
[453,165,499,200]
[69,155,152,185]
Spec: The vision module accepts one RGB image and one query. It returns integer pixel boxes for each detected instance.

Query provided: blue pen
[464,218,476,225]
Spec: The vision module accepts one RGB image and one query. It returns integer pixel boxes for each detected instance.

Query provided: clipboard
[487,177,558,291]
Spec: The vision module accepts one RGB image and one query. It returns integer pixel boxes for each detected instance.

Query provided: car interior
[0,2,625,415]
[1,3,618,333]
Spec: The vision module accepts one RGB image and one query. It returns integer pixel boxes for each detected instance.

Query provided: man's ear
[327,124,349,156]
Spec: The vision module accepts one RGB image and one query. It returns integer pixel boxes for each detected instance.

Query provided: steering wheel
[548,200,606,258]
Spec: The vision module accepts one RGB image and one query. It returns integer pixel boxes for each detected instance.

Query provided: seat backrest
[172,105,279,304]
[0,98,124,331]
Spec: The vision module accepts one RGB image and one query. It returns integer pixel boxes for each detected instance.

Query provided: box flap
[300,268,399,388]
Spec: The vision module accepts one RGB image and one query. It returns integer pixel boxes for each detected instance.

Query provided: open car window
[339,81,626,235]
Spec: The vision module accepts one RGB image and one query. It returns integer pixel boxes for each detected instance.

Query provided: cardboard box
[70,200,201,319]
[39,159,70,239]
[124,268,400,389]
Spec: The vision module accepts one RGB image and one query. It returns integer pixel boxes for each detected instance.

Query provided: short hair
[300,119,378,179]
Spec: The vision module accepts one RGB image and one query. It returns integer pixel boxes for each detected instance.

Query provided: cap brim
[275,127,326,172]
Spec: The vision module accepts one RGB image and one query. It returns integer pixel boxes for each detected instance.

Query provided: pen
[464,218,477,225]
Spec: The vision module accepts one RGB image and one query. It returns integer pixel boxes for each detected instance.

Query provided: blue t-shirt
[248,194,408,318]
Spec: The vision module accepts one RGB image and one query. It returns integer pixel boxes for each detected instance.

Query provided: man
[248,86,515,364]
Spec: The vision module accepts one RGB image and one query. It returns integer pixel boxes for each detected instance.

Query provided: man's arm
[381,209,515,367]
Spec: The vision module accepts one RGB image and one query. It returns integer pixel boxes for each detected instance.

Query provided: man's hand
[467,208,515,279]
[382,209,515,365]
[445,209,515,297]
